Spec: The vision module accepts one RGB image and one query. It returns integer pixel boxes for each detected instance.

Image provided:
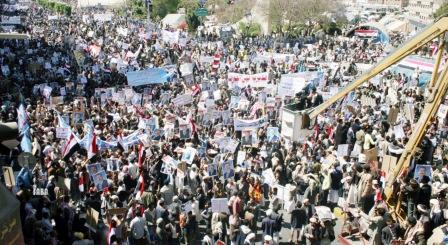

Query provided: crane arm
[308,17,448,119]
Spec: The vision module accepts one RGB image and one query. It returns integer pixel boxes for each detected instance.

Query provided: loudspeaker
[0,122,18,141]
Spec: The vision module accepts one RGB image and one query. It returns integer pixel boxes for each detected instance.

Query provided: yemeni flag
[135,173,145,200]
[87,133,98,160]
[62,133,78,159]
[138,143,145,167]
[79,173,85,192]
[191,84,201,96]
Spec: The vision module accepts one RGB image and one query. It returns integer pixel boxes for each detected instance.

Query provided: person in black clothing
[381,217,402,245]
[290,201,308,244]
[418,176,431,208]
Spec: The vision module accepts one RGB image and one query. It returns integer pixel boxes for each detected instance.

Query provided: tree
[434,2,448,19]
[179,0,201,31]
[206,0,255,23]
[151,0,179,19]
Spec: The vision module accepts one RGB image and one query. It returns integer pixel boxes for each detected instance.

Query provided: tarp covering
[126,68,171,87]
[0,183,24,244]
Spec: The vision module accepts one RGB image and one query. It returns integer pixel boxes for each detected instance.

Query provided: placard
[2,166,15,186]
[221,160,235,179]
[388,107,399,124]
[267,127,280,142]
[337,144,350,157]
[92,171,108,191]
[262,169,275,185]
[211,198,230,214]
[181,147,196,164]
[393,125,405,139]
[382,155,397,174]
[208,163,218,177]
[86,208,99,231]
[56,127,70,139]
[237,151,246,166]
[172,94,193,106]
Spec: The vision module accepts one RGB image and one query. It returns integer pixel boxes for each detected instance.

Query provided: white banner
[180,63,193,77]
[211,198,230,214]
[227,72,269,88]
[1,15,21,25]
[234,116,267,131]
[172,94,193,106]
[93,13,113,22]
[161,30,179,44]
[56,127,70,139]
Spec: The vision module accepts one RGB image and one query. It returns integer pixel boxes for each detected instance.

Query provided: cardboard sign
[56,127,70,139]
[211,198,230,214]
[86,208,99,231]
[365,147,378,163]
[172,94,193,106]
[2,166,15,186]
[388,107,399,124]
[262,169,275,185]
[382,155,397,174]
[106,208,128,216]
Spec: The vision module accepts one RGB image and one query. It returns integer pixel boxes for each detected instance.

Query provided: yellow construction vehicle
[301,16,448,222]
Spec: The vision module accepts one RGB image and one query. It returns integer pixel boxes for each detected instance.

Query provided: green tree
[434,2,448,19]
[151,0,180,19]
[179,0,201,31]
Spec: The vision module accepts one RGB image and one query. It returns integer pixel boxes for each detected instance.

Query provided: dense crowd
[2,1,448,245]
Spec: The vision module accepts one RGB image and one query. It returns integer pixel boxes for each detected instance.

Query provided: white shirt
[129,216,146,239]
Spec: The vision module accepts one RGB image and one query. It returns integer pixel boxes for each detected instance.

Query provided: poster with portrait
[73,111,85,125]
[414,164,432,182]
[106,159,120,172]
[208,163,218,177]
[241,130,253,146]
[161,163,174,175]
[221,160,235,179]
[179,123,191,140]
[92,171,109,191]
[87,163,102,176]
[267,127,280,143]
[181,147,197,164]
[222,110,232,126]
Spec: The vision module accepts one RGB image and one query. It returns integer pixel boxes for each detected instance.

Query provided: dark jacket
[290,207,308,229]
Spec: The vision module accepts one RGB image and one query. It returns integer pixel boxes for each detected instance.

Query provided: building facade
[367,0,409,7]
[407,0,447,24]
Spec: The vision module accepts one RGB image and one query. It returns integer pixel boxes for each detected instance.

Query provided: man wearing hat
[303,217,322,245]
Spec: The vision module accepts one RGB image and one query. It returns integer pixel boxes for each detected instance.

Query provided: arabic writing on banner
[227,72,269,88]
[126,68,170,87]
[234,116,267,131]
[161,30,179,44]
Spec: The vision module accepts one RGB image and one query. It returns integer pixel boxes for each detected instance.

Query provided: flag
[17,104,28,134]
[135,173,144,200]
[191,84,201,96]
[79,173,84,192]
[57,113,70,129]
[431,41,439,56]
[138,143,144,167]
[87,134,98,160]
[186,112,197,135]
[20,132,32,153]
[62,133,78,158]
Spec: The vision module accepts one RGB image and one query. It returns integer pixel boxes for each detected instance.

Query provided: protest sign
[278,73,308,97]
[33,185,48,196]
[211,198,230,214]
[337,144,350,157]
[237,151,246,166]
[92,171,108,191]
[180,63,194,77]
[56,127,70,139]
[172,94,193,106]
[394,125,405,139]
[382,155,397,174]
[221,160,235,179]
[208,163,218,177]
[179,123,191,140]
[225,139,239,153]
[234,116,267,131]
[161,30,179,44]
[437,104,448,120]
[86,208,99,231]
[227,72,269,88]
[2,166,15,186]
[182,201,193,213]
[404,104,415,122]
[267,127,280,142]
[181,147,196,164]
[106,208,128,216]
[229,96,240,109]
[414,164,432,179]
[73,112,84,125]
[388,106,399,124]
[93,13,112,22]
[106,159,120,171]
[262,169,275,185]
[126,68,170,87]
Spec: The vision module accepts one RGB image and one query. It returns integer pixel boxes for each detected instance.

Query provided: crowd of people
[2,0,448,245]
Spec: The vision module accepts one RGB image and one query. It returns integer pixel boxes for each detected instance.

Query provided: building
[367,0,408,7]
[407,0,447,24]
